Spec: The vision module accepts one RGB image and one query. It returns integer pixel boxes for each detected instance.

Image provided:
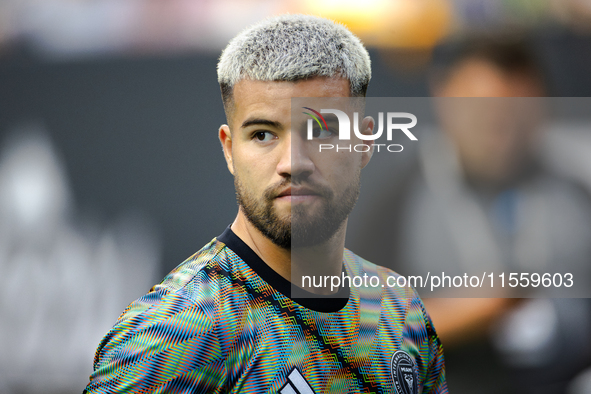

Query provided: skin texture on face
[234,159,360,250]
[219,76,373,286]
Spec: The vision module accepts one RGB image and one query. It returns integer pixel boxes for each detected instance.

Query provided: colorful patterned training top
[84,227,446,393]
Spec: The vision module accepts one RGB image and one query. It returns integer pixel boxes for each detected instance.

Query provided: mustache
[264,177,333,200]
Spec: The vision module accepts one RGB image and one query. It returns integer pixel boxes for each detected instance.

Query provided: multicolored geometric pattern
[84,228,446,393]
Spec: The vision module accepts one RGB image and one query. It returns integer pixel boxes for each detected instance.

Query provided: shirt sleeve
[421,312,447,393]
[414,297,447,394]
[83,287,226,394]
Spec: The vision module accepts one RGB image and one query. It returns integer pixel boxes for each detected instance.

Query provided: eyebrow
[241,118,282,129]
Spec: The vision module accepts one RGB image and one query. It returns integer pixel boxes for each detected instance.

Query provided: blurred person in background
[350,36,591,393]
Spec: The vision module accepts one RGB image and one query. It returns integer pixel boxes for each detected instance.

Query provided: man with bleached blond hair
[84,14,446,394]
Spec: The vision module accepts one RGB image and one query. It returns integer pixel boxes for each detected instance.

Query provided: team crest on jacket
[391,350,418,394]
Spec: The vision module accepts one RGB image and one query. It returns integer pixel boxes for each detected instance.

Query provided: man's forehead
[442,58,544,97]
[226,77,353,130]
[233,77,350,99]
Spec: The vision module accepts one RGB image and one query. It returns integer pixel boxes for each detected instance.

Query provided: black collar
[217,226,350,313]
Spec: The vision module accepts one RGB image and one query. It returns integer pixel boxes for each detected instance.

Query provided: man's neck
[230,211,346,295]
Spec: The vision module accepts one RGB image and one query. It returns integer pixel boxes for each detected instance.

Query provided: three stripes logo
[280,367,317,394]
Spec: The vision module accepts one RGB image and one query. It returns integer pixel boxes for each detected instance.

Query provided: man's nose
[276,132,314,179]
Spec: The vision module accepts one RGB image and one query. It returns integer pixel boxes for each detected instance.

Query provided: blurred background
[1,0,591,393]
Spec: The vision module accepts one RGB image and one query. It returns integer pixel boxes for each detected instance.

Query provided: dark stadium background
[2,32,591,276]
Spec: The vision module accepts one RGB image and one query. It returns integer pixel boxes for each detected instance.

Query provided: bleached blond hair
[217,14,371,111]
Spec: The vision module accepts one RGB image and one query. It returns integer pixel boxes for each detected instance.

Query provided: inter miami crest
[391,351,418,394]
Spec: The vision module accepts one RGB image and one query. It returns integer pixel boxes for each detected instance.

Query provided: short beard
[234,173,360,250]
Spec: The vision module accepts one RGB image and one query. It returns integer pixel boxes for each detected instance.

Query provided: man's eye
[312,127,334,139]
[253,131,274,141]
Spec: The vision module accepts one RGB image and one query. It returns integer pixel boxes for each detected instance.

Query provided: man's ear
[219,124,234,175]
[359,116,375,169]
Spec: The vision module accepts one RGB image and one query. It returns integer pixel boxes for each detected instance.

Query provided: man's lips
[277,187,318,197]
[276,187,320,201]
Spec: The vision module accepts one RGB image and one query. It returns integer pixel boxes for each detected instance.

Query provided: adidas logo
[280,367,316,394]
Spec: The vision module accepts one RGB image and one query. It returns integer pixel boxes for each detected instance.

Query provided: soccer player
[84,14,446,394]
